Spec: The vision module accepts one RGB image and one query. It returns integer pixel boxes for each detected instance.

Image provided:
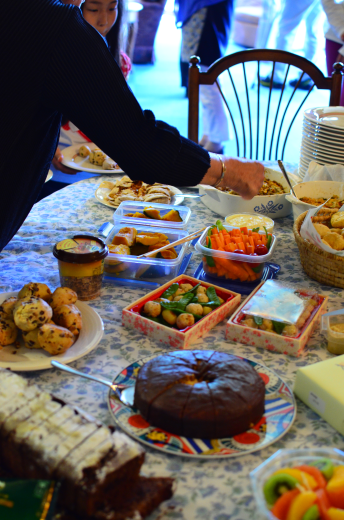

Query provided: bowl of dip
[198,168,292,219]
[225,213,274,233]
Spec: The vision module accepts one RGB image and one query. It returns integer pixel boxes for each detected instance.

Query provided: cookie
[53,304,82,336]
[37,323,75,355]
[50,287,77,309]
[18,283,52,302]
[13,297,52,331]
[0,317,18,346]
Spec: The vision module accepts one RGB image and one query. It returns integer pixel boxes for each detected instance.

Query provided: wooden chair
[188,49,344,160]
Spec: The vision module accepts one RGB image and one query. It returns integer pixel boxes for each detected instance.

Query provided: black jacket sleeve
[45,8,210,186]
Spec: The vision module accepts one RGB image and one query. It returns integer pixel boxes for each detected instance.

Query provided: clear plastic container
[104,223,189,284]
[195,226,276,284]
[224,212,275,233]
[113,201,191,229]
[321,309,344,355]
[250,448,344,520]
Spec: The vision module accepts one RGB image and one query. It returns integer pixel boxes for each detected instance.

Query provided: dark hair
[81,0,123,64]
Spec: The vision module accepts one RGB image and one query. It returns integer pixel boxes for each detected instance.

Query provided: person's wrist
[212,154,226,188]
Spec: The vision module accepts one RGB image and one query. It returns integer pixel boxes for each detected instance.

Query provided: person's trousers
[325,38,344,106]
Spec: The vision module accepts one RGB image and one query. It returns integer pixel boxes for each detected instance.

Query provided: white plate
[304,107,344,131]
[301,140,344,159]
[302,123,344,142]
[95,185,185,208]
[301,133,344,153]
[300,149,344,165]
[61,143,124,174]
[45,169,53,183]
[0,292,103,371]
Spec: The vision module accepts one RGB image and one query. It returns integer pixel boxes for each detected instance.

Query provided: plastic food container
[104,224,189,284]
[53,235,108,301]
[195,226,277,285]
[225,213,274,233]
[250,448,344,520]
[113,201,191,230]
[321,309,344,355]
[122,274,241,349]
[226,281,328,356]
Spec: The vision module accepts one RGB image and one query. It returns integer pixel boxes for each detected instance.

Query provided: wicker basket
[293,211,344,289]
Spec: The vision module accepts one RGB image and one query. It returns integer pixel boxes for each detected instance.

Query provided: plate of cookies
[0,283,103,371]
[61,143,124,174]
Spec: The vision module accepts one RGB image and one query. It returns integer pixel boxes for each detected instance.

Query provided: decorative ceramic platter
[0,292,103,371]
[108,352,296,459]
[95,185,185,208]
[61,143,124,174]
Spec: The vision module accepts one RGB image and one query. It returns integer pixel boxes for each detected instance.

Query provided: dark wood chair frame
[188,49,344,160]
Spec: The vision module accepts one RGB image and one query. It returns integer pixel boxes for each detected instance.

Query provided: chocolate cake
[134,350,266,438]
[0,368,173,520]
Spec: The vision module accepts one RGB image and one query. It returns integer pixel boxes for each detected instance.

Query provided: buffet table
[1,174,343,520]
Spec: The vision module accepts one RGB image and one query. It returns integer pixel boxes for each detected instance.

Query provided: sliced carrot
[228,242,236,252]
[240,227,248,235]
[221,228,229,236]
[238,241,246,253]
[249,236,255,248]
[248,229,252,236]
[246,244,254,255]
[217,232,225,248]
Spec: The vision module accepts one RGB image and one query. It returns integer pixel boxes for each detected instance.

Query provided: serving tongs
[51,360,134,407]
[137,227,206,258]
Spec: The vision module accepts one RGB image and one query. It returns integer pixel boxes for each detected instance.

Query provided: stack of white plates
[299,106,344,179]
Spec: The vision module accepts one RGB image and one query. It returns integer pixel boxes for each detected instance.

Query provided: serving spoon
[51,360,135,407]
[278,160,298,199]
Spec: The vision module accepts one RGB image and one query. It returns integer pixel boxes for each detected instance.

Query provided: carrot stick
[217,232,225,248]
[249,236,255,248]
[248,229,252,236]
[211,227,218,235]
[238,241,246,253]
[240,227,248,235]
[246,244,254,255]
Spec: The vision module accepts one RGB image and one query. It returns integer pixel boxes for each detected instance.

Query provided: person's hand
[220,157,265,200]
[52,147,80,174]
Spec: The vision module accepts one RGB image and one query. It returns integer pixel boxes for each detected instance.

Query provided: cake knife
[51,360,134,407]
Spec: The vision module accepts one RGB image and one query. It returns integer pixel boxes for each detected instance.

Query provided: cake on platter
[0,368,173,520]
[134,350,266,439]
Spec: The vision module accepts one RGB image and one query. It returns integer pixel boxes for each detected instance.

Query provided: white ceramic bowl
[285,180,344,220]
[198,168,292,219]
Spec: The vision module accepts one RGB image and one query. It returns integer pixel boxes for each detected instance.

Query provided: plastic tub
[195,226,277,285]
[224,213,274,233]
[113,201,191,230]
[321,308,344,355]
[250,448,344,520]
[53,235,108,301]
[104,223,189,284]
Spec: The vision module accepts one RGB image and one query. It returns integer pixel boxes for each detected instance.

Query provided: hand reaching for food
[52,146,80,174]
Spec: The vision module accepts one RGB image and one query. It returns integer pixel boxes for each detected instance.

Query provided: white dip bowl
[285,180,344,220]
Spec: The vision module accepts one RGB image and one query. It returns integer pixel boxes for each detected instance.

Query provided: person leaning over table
[0,0,264,253]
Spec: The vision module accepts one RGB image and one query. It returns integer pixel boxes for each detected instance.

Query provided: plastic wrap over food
[300,204,344,257]
[242,280,317,326]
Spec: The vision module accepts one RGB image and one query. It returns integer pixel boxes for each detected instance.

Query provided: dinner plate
[302,122,344,141]
[108,353,296,459]
[301,133,344,154]
[0,292,103,371]
[301,140,344,159]
[61,143,124,174]
[95,185,185,208]
[300,149,343,165]
[304,107,344,131]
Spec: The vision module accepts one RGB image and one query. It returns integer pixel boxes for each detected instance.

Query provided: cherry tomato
[233,249,245,255]
[255,244,268,256]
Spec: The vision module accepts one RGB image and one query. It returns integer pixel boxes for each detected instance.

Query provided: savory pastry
[50,287,77,309]
[313,223,331,238]
[37,323,75,355]
[78,145,91,158]
[53,304,82,336]
[102,158,117,170]
[322,232,344,251]
[13,297,53,331]
[18,282,52,302]
[0,296,18,316]
[331,212,344,228]
[0,316,17,345]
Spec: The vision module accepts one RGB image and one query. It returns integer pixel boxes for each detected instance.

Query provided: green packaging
[0,479,60,520]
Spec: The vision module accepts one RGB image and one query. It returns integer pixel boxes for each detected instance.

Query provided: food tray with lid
[104,223,189,285]
[225,281,328,356]
[250,448,344,520]
[195,225,277,286]
[113,201,191,230]
[122,275,241,349]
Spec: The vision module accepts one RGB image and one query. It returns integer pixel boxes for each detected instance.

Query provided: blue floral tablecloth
[1,170,344,520]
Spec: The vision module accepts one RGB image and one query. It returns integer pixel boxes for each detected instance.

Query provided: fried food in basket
[313,223,331,238]
[322,232,344,251]
[331,212,344,228]
[300,195,344,209]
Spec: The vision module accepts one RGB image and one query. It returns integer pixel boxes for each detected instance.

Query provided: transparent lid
[242,280,318,325]
[113,201,191,229]
[321,309,344,335]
